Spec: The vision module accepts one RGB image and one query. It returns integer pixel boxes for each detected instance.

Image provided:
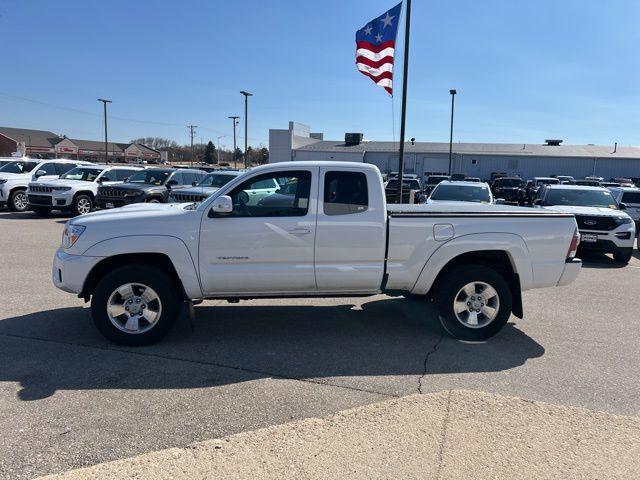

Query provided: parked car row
[0,158,244,216]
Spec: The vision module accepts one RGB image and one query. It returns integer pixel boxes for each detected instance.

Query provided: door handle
[288,228,312,235]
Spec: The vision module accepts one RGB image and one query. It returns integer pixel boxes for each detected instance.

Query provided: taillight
[567,229,580,260]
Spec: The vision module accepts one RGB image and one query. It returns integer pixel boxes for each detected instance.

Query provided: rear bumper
[52,248,103,294]
[557,258,582,286]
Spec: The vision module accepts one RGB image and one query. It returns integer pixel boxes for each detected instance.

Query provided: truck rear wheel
[90,265,181,346]
[434,265,512,341]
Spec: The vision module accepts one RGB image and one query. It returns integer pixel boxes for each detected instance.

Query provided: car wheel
[72,194,93,216]
[613,248,633,265]
[91,265,181,346]
[32,207,52,216]
[8,189,28,212]
[434,264,512,341]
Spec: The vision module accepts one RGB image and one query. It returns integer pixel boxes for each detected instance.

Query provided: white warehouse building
[269,121,640,181]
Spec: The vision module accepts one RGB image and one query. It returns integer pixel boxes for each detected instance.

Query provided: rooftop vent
[544,139,563,146]
[345,133,363,146]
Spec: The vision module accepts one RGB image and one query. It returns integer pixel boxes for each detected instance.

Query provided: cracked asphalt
[1,211,639,479]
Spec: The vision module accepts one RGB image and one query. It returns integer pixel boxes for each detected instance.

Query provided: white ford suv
[0,158,94,212]
[27,165,144,216]
[534,184,635,264]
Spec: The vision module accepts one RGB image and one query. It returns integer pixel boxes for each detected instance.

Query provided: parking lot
[0,210,639,479]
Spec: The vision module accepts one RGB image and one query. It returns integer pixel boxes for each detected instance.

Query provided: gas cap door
[433,223,455,241]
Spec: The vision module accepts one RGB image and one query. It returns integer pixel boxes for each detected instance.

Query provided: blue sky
[1,0,639,148]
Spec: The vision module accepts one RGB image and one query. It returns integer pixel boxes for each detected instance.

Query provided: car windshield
[535,179,560,186]
[621,191,640,204]
[127,170,171,185]
[544,189,618,208]
[430,184,491,203]
[199,173,237,188]
[427,176,448,185]
[60,167,103,182]
[387,179,420,190]
[495,179,524,187]
[0,161,38,174]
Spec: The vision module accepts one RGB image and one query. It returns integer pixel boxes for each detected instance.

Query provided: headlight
[62,224,86,249]
[614,216,632,225]
[53,186,72,191]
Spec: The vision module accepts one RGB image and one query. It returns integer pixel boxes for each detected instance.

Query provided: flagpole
[396,0,411,203]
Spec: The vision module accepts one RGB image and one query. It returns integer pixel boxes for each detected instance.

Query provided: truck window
[323,171,368,216]
[55,163,78,175]
[37,163,58,176]
[228,170,311,217]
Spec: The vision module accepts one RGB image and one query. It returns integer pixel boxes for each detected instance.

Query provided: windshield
[387,179,421,190]
[535,178,560,186]
[427,176,448,185]
[127,170,171,185]
[60,167,103,182]
[621,191,640,204]
[199,173,237,188]
[495,179,524,187]
[0,161,38,174]
[430,184,491,203]
[544,189,618,208]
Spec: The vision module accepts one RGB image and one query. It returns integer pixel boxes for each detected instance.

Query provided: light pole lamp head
[240,91,253,97]
[97,98,112,103]
[449,89,457,95]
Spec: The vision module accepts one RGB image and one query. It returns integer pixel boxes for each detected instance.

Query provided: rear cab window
[323,171,368,216]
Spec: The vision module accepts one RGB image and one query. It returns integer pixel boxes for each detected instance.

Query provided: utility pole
[228,116,239,167]
[240,91,252,168]
[187,125,197,166]
[448,89,457,175]
[97,98,112,164]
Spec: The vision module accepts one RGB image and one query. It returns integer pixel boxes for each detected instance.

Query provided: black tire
[8,189,28,212]
[434,264,513,341]
[32,207,52,216]
[90,264,182,346]
[71,194,93,216]
[613,248,633,265]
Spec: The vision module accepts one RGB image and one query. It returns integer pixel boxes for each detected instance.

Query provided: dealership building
[0,127,162,163]
[269,122,640,181]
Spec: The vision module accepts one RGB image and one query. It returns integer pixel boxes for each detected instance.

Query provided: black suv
[96,168,206,208]
[491,177,526,204]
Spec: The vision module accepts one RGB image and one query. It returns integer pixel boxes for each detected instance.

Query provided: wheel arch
[73,190,95,200]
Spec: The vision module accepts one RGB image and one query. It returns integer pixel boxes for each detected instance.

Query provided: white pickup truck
[52,161,582,346]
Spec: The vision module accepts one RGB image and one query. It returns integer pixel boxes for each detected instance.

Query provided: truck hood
[171,186,220,195]
[30,178,95,188]
[542,205,630,218]
[73,202,188,225]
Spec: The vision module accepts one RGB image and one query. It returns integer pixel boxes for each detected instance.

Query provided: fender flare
[82,235,203,299]
[410,232,533,295]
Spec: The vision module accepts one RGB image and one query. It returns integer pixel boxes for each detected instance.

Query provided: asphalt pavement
[0,211,638,478]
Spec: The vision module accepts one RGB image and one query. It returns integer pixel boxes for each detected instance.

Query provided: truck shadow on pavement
[0,297,544,401]
[578,252,629,269]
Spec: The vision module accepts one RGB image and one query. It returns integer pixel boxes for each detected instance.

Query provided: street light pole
[97,98,112,164]
[228,116,239,167]
[448,89,456,176]
[240,91,252,168]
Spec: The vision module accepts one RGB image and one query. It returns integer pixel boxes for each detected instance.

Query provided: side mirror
[192,181,198,186]
[494,198,506,205]
[618,202,627,210]
[533,198,543,206]
[209,195,233,215]
[97,179,103,184]
[35,169,46,178]
[166,180,178,187]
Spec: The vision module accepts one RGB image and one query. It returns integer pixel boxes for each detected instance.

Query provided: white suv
[609,186,640,231]
[27,165,143,216]
[535,184,636,264]
[0,159,94,212]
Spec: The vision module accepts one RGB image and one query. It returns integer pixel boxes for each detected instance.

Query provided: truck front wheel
[434,265,512,341]
[90,265,181,346]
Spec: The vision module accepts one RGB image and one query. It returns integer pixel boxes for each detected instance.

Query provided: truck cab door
[198,168,318,295]
[314,167,386,293]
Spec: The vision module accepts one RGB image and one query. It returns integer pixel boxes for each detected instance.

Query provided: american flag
[355,3,402,95]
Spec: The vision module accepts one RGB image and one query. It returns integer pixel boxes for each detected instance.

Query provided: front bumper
[96,195,144,209]
[557,258,582,286]
[28,191,73,208]
[52,248,103,294]
[577,224,635,252]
